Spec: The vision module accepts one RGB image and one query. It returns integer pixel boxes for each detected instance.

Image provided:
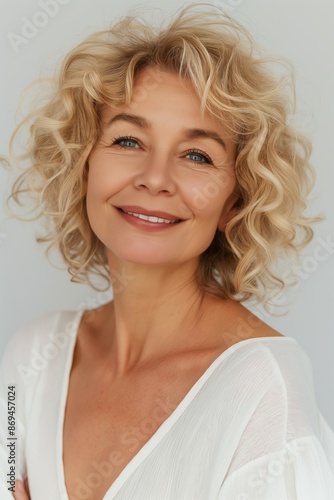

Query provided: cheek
[86,153,116,203]
[86,151,103,196]
[85,186,100,235]
[185,170,236,217]
[85,159,110,231]
[86,168,103,217]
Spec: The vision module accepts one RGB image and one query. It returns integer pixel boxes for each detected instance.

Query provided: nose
[133,151,177,195]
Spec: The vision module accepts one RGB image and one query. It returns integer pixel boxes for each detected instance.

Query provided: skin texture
[13,68,282,499]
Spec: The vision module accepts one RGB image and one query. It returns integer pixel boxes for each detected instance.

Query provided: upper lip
[115,205,184,221]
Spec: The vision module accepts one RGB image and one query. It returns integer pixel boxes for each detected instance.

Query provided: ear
[217,191,241,232]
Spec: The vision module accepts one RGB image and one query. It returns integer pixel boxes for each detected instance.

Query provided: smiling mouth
[117,207,183,224]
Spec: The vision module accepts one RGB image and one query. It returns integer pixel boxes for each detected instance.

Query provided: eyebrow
[104,113,227,150]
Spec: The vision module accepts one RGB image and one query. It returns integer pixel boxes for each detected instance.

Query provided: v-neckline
[56,309,297,499]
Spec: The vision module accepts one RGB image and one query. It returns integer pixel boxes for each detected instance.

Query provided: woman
[1,3,334,499]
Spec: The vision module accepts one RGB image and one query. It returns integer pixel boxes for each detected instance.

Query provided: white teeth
[121,209,179,224]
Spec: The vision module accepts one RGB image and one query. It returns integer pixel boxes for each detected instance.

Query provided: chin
[107,247,176,266]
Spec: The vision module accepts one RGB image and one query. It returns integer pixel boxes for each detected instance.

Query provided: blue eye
[111,136,139,148]
[185,149,213,165]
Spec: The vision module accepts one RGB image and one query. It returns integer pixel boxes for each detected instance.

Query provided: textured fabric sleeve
[218,433,334,499]
[0,311,60,498]
[217,340,334,499]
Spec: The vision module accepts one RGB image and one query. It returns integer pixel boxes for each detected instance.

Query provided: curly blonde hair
[6,2,321,306]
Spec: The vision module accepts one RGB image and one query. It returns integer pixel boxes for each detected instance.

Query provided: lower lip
[116,209,182,231]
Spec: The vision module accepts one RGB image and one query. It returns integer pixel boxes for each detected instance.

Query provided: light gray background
[1,0,333,426]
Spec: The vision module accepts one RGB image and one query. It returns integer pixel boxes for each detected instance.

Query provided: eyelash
[110,135,214,165]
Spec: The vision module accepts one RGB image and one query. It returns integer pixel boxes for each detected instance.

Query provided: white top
[1,309,334,499]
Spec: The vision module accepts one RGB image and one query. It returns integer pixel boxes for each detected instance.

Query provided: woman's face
[86,67,238,267]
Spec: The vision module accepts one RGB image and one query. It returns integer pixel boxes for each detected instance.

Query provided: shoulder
[0,310,83,386]
[211,299,284,349]
[206,301,312,398]
[226,305,316,394]
[213,301,317,410]
[228,331,322,436]
[3,309,82,354]
[221,302,313,390]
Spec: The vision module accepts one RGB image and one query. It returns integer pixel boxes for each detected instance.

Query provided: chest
[62,355,214,500]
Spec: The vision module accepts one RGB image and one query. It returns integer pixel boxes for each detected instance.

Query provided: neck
[101,252,215,375]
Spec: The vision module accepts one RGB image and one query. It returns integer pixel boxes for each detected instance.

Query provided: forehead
[101,67,199,117]
[133,66,196,95]
[101,66,231,137]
